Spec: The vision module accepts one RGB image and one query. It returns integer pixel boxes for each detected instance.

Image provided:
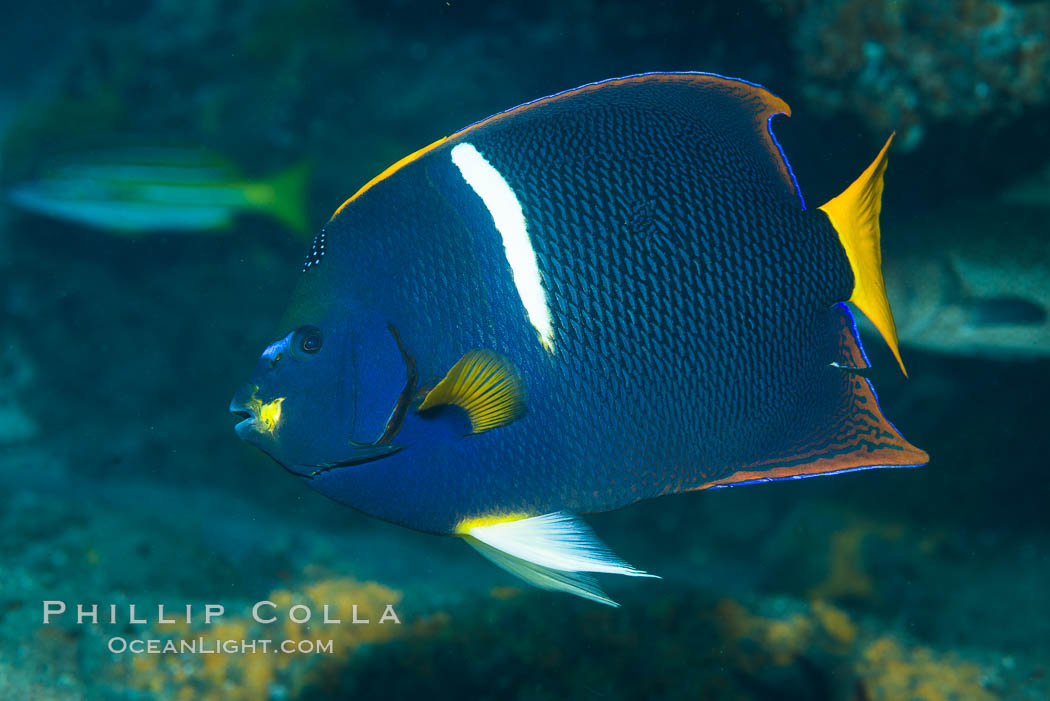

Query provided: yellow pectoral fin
[819,133,906,376]
[418,350,525,433]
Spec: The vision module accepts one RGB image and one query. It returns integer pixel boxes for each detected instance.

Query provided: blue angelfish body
[232,72,928,604]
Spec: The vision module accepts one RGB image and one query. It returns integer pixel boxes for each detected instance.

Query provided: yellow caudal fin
[267,161,312,238]
[819,133,906,376]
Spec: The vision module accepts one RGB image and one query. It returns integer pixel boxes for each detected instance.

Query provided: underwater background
[2,1,1049,699]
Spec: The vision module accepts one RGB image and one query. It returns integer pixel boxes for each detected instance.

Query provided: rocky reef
[767,0,1050,150]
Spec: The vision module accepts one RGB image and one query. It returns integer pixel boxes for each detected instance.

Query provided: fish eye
[296,326,323,354]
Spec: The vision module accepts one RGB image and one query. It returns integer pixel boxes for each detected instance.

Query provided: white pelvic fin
[467,537,620,606]
[461,512,658,607]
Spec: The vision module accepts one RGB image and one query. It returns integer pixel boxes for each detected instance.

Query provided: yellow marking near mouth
[257,397,285,433]
[246,391,286,435]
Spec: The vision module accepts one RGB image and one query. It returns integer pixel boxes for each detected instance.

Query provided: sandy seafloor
[1,198,1049,699]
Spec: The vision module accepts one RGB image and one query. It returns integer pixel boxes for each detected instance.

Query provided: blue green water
[2,2,1048,699]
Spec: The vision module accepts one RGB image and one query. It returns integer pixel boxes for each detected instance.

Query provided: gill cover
[820,134,906,375]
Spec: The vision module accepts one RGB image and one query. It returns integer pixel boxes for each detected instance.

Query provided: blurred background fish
[868,204,1050,359]
[5,147,310,236]
[1000,162,1050,208]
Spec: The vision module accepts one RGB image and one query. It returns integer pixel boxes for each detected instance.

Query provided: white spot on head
[302,229,327,274]
[450,142,554,353]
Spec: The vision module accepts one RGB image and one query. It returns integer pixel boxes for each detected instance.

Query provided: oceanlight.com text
[107,636,336,655]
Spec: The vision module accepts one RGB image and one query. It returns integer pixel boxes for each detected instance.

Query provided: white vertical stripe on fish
[450,142,555,353]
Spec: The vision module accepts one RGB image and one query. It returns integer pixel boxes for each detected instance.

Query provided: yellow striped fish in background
[5,147,310,236]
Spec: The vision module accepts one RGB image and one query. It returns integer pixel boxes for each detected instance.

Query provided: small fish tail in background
[262,160,312,238]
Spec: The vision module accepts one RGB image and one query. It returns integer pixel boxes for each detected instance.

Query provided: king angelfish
[231,72,929,606]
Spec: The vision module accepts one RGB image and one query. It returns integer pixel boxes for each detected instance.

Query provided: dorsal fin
[819,133,906,375]
[328,72,804,219]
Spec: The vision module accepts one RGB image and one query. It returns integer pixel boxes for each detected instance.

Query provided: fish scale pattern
[455,81,853,499]
[295,75,918,533]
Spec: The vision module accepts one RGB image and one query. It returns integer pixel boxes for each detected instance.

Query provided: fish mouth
[229,389,265,438]
[229,399,257,437]
[231,408,253,427]
[230,384,286,437]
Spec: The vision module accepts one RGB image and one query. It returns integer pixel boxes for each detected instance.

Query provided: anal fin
[698,304,928,489]
[457,512,657,607]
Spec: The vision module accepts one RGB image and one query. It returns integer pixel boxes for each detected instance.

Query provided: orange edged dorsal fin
[329,73,803,222]
[819,133,906,376]
[418,350,525,433]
